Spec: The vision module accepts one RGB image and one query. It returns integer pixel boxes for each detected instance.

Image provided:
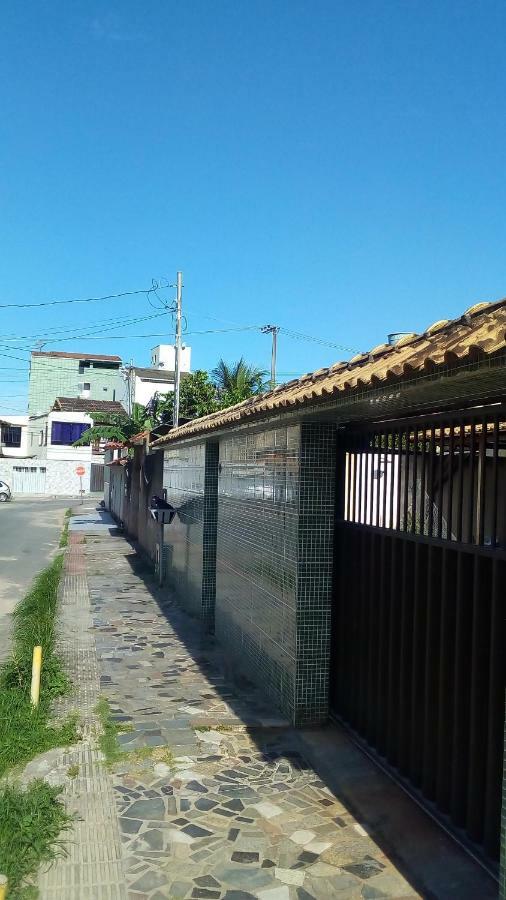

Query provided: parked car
[0,479,12,502]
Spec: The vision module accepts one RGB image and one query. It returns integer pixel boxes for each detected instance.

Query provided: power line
[0,311,166,342]
[279,327,358,354]
[0,285,161,309]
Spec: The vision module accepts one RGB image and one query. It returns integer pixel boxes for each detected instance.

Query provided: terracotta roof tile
[52,397,126,414]
[153,298,506,446]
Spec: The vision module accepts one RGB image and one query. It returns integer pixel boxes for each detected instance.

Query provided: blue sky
[1,0,505,413]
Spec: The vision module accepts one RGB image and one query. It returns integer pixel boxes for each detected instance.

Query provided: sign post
[75,466,86,504]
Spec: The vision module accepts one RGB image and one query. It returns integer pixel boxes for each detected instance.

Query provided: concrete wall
[215,423,335,725]
[0,458,92,495]
[108,465,126,521]
[136,449,165,564]
[160,423,335,725]
[162,442,219,630]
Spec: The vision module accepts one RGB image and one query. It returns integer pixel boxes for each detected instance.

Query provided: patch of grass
[0,780,72,899]
[95,698,133,767]
[95,699,175,773]
[0,555,78,778]
[66,764,79,779]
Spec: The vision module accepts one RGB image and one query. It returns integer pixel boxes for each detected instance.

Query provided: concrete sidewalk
[34,513,496,900]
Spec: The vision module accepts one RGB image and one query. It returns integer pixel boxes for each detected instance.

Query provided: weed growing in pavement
[95,698,175,773]
[59,511,71,548]
[95,697,133,767]
[0,554,78,778]
[0,779,72,899]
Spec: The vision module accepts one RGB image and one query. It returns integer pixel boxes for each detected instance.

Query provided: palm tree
[212,358,267,406]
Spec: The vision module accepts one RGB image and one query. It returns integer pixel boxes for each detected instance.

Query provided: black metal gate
[90,463,105,493]
[330,404,505,864]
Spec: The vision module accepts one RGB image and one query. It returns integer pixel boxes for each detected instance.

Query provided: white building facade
[0,415,29,458]
[131,344,192,408]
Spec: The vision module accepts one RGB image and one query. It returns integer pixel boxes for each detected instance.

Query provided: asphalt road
[0,497,71,660]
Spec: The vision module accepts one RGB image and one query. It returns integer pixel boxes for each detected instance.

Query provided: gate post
[294,423,336,726]
[500,691,506,898]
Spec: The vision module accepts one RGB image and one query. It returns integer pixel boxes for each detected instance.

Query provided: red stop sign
[75,466,86,476]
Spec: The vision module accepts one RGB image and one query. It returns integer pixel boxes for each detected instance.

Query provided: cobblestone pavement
[82,531,419,900]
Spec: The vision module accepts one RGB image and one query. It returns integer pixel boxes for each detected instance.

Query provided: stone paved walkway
[81,529,419,900]
[36,512,497,900]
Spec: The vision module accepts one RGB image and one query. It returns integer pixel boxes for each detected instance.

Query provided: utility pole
[261,325,280,390]
[173,271,183,427]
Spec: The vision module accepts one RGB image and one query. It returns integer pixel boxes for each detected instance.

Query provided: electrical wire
[0,285,162,309]
[0,311,167,342]
[279,327,358,354]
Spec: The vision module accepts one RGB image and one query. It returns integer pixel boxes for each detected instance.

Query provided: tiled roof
[31,351,121,362]
[154,299,506,445]
[52,397,126,414]
[129,430,150,445]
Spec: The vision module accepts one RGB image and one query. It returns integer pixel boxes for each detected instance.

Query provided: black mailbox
[149,496,176,525]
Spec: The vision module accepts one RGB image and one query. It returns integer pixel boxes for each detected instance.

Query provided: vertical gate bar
[410,541,426,786]
[368,433,375,527]
[422,544,441,800]
[340,520,351,722]
[456,419,465,543]
[348,509,360,725]
[357,527,369,731]
[396,429,402,531]
[476,419,487,546]
[411,427,418,533]
[447,424,455,541]
[389,429,395,530]
[397,538,413,772]
[376,530,389,756]
[403,428,410,532]
[350,437,357,524]
[490,417,499,548]
[386,534,398,764]
[435,546,456,812]
[382,432,388,529]
[367,533,379,743]
[419,426,427,535]
[437,423,444,538]
[466,554,490,843]
[344,451,350,521]
[467,421,476,544]
[450,551,472,826]
[483,558,505,857]
[375,433,382,527]
[356,435,363,525]
[428,425,436,537]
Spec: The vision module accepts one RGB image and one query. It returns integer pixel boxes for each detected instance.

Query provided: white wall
[0,415,29,458]
[0,458,92,496]
[133,375,175,407]
[150,344,191,372]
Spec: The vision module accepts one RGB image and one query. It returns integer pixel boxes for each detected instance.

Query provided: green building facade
[28,351,124,417]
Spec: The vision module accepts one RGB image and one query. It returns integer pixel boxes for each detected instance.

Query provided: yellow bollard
[30,645,42,707]
[0,873,8,899]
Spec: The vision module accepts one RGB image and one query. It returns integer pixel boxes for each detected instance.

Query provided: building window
[83,382,91,391]
[1,425,21,447]
[51,421,89,445]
